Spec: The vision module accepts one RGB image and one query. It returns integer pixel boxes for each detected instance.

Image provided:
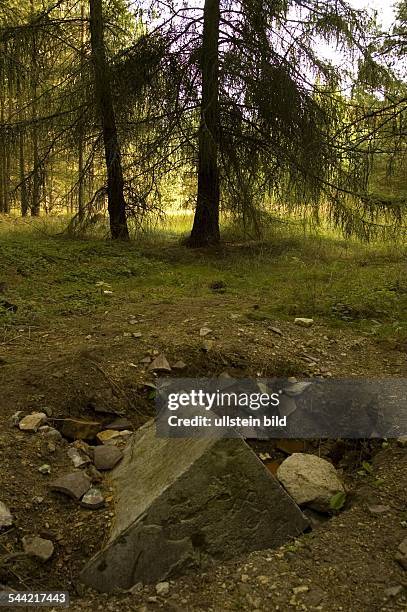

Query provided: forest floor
[0,219,406,611]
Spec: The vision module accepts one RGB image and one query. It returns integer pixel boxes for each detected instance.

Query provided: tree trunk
[16,73,29,216]
[30,0,41,217]
[78,1,86,223]
[188,0,221,247]
[89,0,129,240]
[0,82,5,214]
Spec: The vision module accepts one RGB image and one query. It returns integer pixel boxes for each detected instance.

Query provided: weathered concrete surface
[80,420,308,592]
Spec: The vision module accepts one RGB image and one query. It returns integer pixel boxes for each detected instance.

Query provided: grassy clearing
[0,216,406,344]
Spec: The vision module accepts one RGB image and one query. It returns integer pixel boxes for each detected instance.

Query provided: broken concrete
[50,472,91,500]
[81,419,308,592]
[93,446,123,471]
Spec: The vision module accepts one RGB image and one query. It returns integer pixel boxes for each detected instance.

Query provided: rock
[398,537,407,556]
[294,318,314,328]
[22,536,54,562]
[284,382,312,397]
[40,427,63,441]
[93,446,123,471]
[10,411,23,427]
[385,585,404,597]
[155,581,170,596]
[85,465,103,484]
[80,419,308,592]
[148,354,171,372]
[72,440,93,457]
[105,418,132,431]
[19,412,47,432]
[270,327,283,336]
[277,453,345,513]
[201,340,213,352]
[0,502,13,529]
[67,447,91,469]
[368,504,391,515]
[81,488,105,509]
[38,464,51,475]
[397,436,407,448]
[199,327,212,337]
[293,585,309,595]
[172,361,186,370]
[395,552,407,570]
[58,419,101,441]
[96,430,122,445]
[119,430,133,440]
[303,587,325,607]
[50,472,91,500]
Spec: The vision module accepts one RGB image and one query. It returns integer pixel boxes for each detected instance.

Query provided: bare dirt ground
[1,286,406,611]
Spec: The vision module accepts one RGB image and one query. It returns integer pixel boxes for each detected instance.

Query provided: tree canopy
[0,0,406,242]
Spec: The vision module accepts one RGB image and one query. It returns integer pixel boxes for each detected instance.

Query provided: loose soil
[0,247,406,611]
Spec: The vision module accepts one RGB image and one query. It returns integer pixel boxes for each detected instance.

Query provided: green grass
[0,216,406,344]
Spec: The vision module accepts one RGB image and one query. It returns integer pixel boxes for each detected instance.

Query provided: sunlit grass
[0,214,406,346]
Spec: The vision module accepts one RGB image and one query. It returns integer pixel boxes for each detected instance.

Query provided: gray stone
[19,412,47,432]
[105,418,132,432]
[67,447,91,469]
[40,426,62,441]
[172,361,186,370]
[398,537,407,557]
[397,436,407,448]
[38,464,51,475]
[0,502,13,529]
[294,318,314,328]
[50,472,91,500]
[80,419,308,592]
[385,585,404,597]
[368,504,391,515]
[148,354,171,372]
[22,535,54,562]
[277,453,345,513]
[10,411,23,427]
[93,446,123,471]
[85,465,103,484]
[395,553,407,570]
[155,581,170,596]
[81,488,105,509]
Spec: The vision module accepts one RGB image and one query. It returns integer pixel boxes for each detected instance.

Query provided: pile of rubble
[9,410,134,511]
